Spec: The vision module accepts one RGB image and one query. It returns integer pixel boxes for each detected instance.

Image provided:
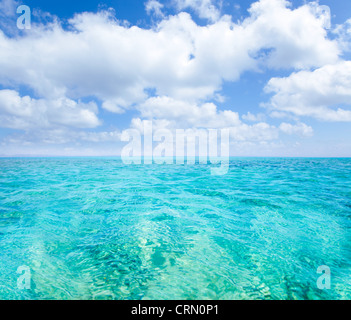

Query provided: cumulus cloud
[242,112,266,122]
[132,95,281,144]
[0,0,346,155]
[334,18,351,52]
[173,0,221,22]
[137,96,240,128]
[279,122,314,137]
[145,0,164,18]
[229,122,279,142]
[244,0,338,69]
[0,0,340,111]
[130,97,279,144]
[265,61,351,121]
[0,89,100,130]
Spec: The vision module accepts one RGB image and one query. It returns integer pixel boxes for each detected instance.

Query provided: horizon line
[1,156,350,159]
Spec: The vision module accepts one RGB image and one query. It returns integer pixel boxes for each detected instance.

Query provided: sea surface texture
[0,158,350,300]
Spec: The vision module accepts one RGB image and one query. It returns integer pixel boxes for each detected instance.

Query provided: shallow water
[0,158,350,300]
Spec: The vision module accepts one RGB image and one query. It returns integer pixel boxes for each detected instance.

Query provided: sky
[0,0,350,157]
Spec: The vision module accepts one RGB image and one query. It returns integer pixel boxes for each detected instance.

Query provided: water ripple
[0,158,350,300]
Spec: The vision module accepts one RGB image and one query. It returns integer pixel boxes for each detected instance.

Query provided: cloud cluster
[0,0,349,155]
[0,89,100,130]
[137,96,240,128]
[279,122,313,137]
[265,61,351,121]
[334,18,351,52]
[0,0,339,108]
[145,0,165,18]
[173,0,221,22]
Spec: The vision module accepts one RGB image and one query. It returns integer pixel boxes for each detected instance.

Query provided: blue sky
[0,0,350,156]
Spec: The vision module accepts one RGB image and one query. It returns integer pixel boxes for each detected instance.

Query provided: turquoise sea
[0,158,350,300]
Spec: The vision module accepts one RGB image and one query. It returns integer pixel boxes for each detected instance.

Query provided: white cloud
[173,0,221,22]
[1,127,121,148]
[242,112,266,122]
[137,96,240,128]
[265,61,351,121]
[244,0,339,69]
[131,96,279,143]
[0,89,100,130]
[78,130,121,142]
[229,122,279,142]
[279,122,313,137]
[0,0,345,155]
[0,0,339,112]
[145,0,164,18]
[334,18,351,52]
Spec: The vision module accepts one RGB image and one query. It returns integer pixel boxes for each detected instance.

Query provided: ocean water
[0,157,351,300]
